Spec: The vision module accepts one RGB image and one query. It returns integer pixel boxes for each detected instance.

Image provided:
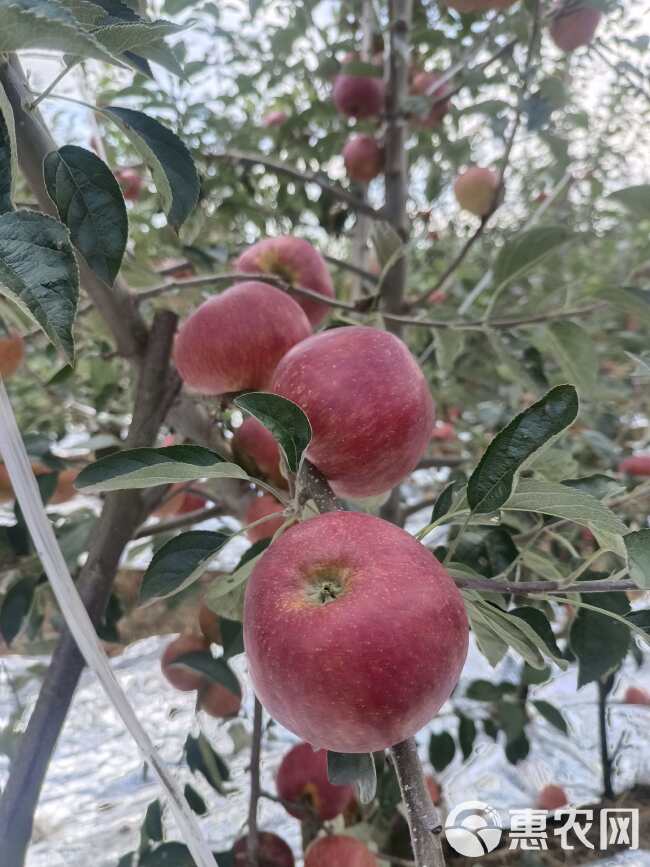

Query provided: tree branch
[209,149,383,220]
[0,312,179,866]
[598,675,615,800]
[391,738,445,867]
[246,698,263,867]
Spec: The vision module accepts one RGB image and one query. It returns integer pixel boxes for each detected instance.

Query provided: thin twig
[209,150,383,219]
[133,503,226,539]
[456,576,635,595]
[391,738,445,867]
[27,61,79,112]
[247,698,263,867]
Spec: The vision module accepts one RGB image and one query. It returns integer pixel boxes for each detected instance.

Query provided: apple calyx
[307,575,345,605]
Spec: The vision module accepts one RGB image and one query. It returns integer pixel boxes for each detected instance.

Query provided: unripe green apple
[244,511,468,752]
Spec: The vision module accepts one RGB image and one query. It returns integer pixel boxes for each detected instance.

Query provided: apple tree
[0,0,649,866]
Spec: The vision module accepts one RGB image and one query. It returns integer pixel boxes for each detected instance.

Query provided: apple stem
[391,738,446,867]
[247,698,264,867]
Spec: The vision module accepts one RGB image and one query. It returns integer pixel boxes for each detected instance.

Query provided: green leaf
[43,145,128,285]
[140,843,194,866]
[532,700,568,735]
[93,19,183,56]
[139,530,231,603]
[0,90,16,213]
[538,321,598,399]
[183,784,207,816]
[492,226,575,290]
[75,445,248,492]
[505,730,529,764]
[234,392,311,475]
[204,540,270,621]
[627,609,650,637]
[520,550,565,582]
[0,578,33,645]
[327,751,376,805]
[0,0,126,66]
[607,185,650,220]
[431,482,455,524]
[466,680,517,702]
[505,478,627,554]
[570,593,631,687]
[598,286,650,329]
[468,600,546,669]
[0,211,79,362]
[185,733,230,793]
[457,712,476,760]
[509,606,565,664]
[562,474,624,500]
[220,618,244,660]
[143,799,163,843]
[102,106,199,230]
[624,530,650,590]
[172,651,241,697]
[466,602,508,667]
[467,385,579,513]
[429,731,455,772]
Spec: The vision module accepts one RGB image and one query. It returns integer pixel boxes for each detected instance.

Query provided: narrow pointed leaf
[493,225,575,290]
[532,700,568,735]
[139,530,231,602]
[624,529,650,589]
[607,185,650,220]
[235,392,311,474]
[327,751,376,805]
[75,445,247,492]
[431,481,455,524]
[102,106,199,229]
[172,651,241,697]
[467,385,579,513]
[44,145,128,285]
[0,88,17,213]
[0,211,79,362]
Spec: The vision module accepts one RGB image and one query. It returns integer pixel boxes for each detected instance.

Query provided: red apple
[245,493,285,543]
[444,0,518,11]
[619,455,650,477]
[232,417,286,488]
[178,491,208,514]
[198,603,222,644]
[536,784,568,811]
[333,72,385,119]
[263,110,288,128]
[173,281,311,395]
[426,775,442,805]
[276,742,354,820]
[198,681,242,718]
[0,461,50,504]
[305,835,378,867]
[342,134,384,183]
[411,71,451,126]
[271,326,435,499]
[454,166,501,217]
[233,833,295,867]
[116,167,142,201]
[161,634,210,692]
[550,5,602,52]
[624,686,650,706]
[0,332,24,378]
[431,421,455,441]
[427,289,447,304]
[235,237,335,327]
[50,468,79,505]
[244,511,469,752]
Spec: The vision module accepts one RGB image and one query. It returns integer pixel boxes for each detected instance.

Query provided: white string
[0,377,215,867]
